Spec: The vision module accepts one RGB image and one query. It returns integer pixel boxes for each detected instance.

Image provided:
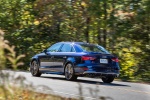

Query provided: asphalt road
[2,70,150,100]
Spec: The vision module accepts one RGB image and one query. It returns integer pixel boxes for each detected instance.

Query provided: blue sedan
[30,42,120,83]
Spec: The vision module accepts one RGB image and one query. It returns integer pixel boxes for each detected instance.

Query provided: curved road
[3,70,150,100]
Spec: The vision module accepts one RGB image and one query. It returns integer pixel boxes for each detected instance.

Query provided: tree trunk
[103,1,107,48]
[85,17,90,43]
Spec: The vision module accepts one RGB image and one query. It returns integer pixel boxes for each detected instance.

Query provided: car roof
[58,42,88,45]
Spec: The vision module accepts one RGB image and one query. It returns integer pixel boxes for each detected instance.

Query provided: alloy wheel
[65,63,78,81]
[31,60,41,77]
[65,63,74,80]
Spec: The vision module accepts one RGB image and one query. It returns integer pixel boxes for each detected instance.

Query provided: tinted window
[79,44,110,54]
[47,43,62,52]
[60,44,75,52]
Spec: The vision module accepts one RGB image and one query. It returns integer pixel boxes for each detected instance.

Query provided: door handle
[63,56,67,59]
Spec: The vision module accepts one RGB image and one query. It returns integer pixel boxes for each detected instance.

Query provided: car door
[52,43,75,72]
[40,43,63,71]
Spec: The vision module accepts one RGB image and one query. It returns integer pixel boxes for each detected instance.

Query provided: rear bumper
[83,71,119,77]
[74,64,120,77]
[75,70,119,77]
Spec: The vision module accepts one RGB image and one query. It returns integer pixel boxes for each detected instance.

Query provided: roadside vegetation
[0,86,77,100]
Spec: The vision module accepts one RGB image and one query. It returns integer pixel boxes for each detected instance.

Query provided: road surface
[1,70,150,100]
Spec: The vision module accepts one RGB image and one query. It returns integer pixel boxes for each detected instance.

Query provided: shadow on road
[76,79,130,87]
[40,75,130,87]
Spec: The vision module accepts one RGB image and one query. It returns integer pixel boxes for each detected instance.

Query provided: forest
[0,0,149,82]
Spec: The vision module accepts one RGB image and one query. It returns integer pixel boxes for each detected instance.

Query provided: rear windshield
[79,44,110,54]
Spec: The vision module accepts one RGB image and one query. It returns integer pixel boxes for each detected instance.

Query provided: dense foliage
[0,0,149,82]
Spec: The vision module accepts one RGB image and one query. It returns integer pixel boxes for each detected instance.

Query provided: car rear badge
[102,56,107,58]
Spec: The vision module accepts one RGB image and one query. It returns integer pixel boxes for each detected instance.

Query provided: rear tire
[102,76,114,83]
[64,63,77,81]
[30,60,41,77]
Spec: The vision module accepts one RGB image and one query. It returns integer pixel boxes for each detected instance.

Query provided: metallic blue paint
[30,42,120,78]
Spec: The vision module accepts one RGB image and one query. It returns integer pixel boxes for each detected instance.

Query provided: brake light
[81,56,96,61]
[111,58,119,62]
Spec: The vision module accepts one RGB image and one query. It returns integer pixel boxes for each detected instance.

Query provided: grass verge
[0,85,76,100]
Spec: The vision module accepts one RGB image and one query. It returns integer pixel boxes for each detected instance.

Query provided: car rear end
[74,43,120,79]
[80,54,120,77]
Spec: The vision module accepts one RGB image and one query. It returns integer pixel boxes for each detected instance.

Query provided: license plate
[100,59,108,64]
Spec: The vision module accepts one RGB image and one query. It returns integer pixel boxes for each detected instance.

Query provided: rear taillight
[81,56,96,61]
[111,58,119,62]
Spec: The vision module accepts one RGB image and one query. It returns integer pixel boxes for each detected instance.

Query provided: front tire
[102,76,115,83]
[64,63,77,81]
[30,60,41,77]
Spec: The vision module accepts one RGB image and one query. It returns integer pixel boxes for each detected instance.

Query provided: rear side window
[47,43,62,52]
[60,44,75,52]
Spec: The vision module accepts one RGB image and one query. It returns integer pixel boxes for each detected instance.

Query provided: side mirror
[42,49,47,53]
